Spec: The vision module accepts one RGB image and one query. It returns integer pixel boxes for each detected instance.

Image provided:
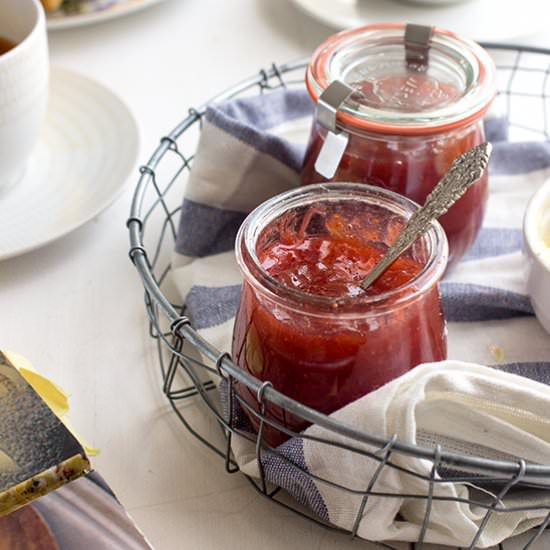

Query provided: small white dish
[46,0,168,31]
[0,65,139,261]
[523,178,550,335]
[290,0,550,42]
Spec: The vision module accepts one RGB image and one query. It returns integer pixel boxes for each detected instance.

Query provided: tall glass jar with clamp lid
[302,23,496,266]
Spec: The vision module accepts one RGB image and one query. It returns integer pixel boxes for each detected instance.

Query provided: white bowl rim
[523,177,550,271]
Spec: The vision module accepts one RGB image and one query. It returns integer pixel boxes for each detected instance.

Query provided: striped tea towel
[171,88,550,548]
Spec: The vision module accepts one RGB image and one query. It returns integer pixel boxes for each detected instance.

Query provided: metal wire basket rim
[128,43,550,478]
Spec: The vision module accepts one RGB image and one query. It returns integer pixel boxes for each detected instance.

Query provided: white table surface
[1,1,549,549]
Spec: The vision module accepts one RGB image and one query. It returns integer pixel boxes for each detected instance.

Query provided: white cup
[0,0,48,192]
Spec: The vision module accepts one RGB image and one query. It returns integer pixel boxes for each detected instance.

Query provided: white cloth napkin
[231,361,550,547]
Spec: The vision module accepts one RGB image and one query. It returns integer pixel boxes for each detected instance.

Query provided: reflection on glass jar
[302,23,496,267]
[232,183,448,447]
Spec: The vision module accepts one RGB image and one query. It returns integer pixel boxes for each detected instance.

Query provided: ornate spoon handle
[360,142,492,291]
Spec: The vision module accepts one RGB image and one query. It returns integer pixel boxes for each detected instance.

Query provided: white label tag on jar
[314,130,349,180]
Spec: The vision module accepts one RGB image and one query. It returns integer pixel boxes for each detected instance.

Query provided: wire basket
[127,44,550,550]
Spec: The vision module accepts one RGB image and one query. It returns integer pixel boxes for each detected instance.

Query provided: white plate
[46,0,168,31]
[0,66,139,261]
[290,0,550,42]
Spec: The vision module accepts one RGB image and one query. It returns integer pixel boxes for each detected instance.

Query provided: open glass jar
[301,23,496,266]
[232,183,448,447]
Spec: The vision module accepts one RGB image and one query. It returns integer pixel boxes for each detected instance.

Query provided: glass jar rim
[306,22,497,136]
[235,183,449,317]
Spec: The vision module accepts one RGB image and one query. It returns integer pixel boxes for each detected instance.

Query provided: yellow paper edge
[5,352,99,456]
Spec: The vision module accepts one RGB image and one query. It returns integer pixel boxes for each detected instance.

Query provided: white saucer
[47,0,169,31]
[0,66,139,261]
[290,0,550,42]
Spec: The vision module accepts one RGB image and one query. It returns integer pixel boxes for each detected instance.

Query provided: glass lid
[306,23,496,135]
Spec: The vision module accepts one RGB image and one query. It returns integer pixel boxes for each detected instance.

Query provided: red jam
[301,117,488,267]
[260,216,423,299]
[232,187,447,447]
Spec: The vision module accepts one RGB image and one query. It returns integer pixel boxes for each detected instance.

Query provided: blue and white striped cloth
[172,88,550,548]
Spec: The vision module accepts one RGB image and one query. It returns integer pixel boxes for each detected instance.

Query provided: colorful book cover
[0,351,90,516]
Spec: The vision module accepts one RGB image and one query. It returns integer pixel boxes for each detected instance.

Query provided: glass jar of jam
[302,23,496,266]
[232,183,448,447]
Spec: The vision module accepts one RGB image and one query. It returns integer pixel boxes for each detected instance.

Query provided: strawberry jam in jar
[232,183,448,446]
[302,23,496,266]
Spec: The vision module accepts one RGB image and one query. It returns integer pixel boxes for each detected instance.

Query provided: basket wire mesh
[128,44,550,549]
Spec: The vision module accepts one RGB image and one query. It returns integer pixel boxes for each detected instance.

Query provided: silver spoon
[360,142,492,291]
